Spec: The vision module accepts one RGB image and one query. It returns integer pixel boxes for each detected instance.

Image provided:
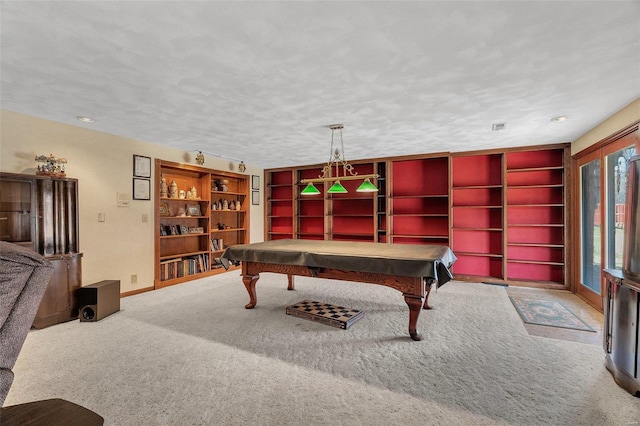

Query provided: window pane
[606,146,637,269]
[581,159,601,293]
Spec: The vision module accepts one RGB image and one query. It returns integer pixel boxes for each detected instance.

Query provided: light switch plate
[117,192,130,207]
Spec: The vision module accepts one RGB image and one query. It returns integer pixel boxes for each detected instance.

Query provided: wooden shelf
[455,252,504,258]
[155,159,249,288]
[506,166,564,172]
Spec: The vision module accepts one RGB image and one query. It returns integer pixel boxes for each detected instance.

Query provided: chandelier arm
[301,173,379,184]
[300,124,378,193]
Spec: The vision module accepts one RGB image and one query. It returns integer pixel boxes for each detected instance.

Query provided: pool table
[220,239,457,341]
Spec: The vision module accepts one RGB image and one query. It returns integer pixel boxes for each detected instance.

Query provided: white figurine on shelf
[160,174,168,198]
[170,181,178,198]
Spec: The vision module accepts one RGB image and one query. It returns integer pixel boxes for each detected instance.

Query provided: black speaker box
[78,280,120,322]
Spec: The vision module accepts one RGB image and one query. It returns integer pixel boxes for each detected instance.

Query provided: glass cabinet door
[0,177,33,247]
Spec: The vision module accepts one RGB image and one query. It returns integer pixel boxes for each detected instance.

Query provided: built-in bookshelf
[297,168,325,240]
[390,155,449,246]
[328,163,377,242]
[376,162,388,243]
[263,144,570,289]
[266,169,295,240]
[505,148,567,284]
[154,160,249,288]
[451,153,505,280]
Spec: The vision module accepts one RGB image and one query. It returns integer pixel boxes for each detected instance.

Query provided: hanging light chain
[301,124,379,192]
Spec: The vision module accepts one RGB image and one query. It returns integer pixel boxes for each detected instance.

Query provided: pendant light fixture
[300,124,379,195]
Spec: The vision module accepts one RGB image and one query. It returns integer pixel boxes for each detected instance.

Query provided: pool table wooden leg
[423,280,434,310]
[242,274,260,309]
[287,274,295,290]
[404,295,424,341]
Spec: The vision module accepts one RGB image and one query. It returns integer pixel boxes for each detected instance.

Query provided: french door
[576,132,637,308]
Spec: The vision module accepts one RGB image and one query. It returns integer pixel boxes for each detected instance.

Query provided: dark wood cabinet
[0,172,81,328]
[603,268,640,397]
[32,254,82,328]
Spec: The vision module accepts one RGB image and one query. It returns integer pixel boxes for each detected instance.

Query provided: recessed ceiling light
[77,116,95,123]
[551,115,570,122]
[492,122,507,131]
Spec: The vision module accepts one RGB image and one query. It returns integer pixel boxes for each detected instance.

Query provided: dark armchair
[0,241,103,425]
[0,241,53,405]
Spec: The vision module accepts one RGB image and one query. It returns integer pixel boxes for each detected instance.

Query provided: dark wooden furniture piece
[0,241,54,405]
[0,398,104,425]
[603,269,640,397]
[221,239,456,341]
[0,172,82,328]
[265,143,570,290]
[154,160,249,288]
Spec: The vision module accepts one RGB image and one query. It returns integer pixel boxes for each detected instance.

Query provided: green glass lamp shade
[356,178,378,192]
[301,182,321,195]
[327,181,348,194]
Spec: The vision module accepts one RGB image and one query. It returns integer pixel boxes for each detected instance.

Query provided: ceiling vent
[492,123,506,131]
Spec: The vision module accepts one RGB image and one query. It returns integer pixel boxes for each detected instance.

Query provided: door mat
[286,300,364,330]
[509,297,595,332]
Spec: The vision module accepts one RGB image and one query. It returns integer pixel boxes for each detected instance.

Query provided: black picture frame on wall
[132,178,150,200]
[252,175,260,190]
[252,190,260,205]
[133,154,151,178]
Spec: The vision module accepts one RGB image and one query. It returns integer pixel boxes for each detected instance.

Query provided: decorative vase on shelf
[169,181,178,198]
[160,174,168,198]
[191,186,198,199]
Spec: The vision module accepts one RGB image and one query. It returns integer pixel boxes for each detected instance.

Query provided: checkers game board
[285,300,365,330]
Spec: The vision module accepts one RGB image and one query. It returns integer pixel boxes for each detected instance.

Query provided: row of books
[210,238,224,251]
[159,254,209,281]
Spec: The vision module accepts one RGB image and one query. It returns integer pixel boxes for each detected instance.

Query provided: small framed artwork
[187,204,202,216]
[180,225,189,235]
[252,190,260,205]
[189,227,204,234]
[252,175,260,190]
[159,202,171,217]
[160,225,167,236]
[169,225,178,235]
[133,178,150,200]
[133,155,151,178]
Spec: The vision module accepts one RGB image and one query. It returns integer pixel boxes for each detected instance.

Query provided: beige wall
[2,99,638,294]
[0,109,264,293]
[572,98,640,155]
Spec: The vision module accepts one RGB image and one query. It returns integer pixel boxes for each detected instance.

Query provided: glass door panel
[580,158,601,294]
[605,145,636,270]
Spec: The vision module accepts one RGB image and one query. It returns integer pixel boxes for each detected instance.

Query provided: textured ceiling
[1,1,639,169]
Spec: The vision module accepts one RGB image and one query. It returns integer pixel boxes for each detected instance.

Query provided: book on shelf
[210,238,224,251]
[159,254,210,281]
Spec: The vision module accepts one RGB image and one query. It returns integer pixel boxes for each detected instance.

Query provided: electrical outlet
[142,214,148,223]
[98,212,105,222]
[131,274,137,284]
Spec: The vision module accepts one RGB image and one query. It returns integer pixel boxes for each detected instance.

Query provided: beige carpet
[6,273,639,425]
